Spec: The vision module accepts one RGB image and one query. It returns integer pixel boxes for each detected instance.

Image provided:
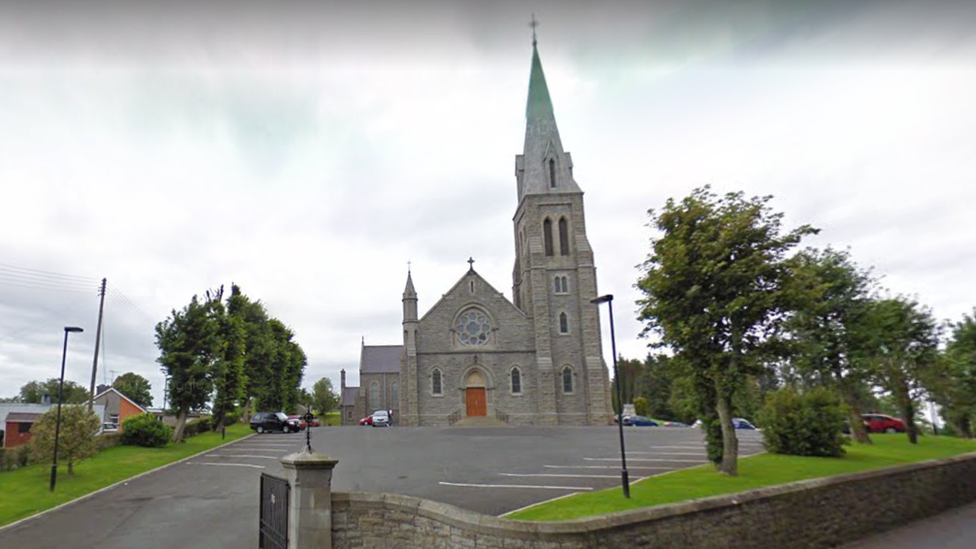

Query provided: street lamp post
[51,326,84,492]
[591,294,630,498]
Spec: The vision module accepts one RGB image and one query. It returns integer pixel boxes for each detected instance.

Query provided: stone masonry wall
[331,452,976,549]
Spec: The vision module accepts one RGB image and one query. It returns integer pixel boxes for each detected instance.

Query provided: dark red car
[862,414,906,434]
[288,414,307,430]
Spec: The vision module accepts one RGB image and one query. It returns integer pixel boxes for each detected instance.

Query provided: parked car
[308,416,321,427]
[359,415,373,426]
[250,411,302,434]
[732,418,758,430]
[862,413,907,434]
[371,410,391,427]
[288,414,307,430]
[662,421,689,428]
[621,415,658,427]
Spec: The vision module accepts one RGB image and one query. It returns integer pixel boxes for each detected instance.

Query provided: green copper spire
[517,18,580,200]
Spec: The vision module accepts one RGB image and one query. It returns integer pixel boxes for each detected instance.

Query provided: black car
[250,411,302,434]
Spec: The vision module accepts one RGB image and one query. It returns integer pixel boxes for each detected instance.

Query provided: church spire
[517,19,581,200]
[402,268,418,322]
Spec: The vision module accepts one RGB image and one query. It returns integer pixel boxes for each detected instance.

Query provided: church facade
[341,38,613,427]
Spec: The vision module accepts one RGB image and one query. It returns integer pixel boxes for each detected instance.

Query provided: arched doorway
[465,370,487,417]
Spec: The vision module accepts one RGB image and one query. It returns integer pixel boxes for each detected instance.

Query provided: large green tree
[19,379,89,404]
[211,285,246,430]
[932,310,976,437]
[785,248,878,444]
[311,377,340,415]
[156,294,221,442]
[637,186,817,475]
[112,372,153,408]
[864,296,940,444]
[30,405,101,476]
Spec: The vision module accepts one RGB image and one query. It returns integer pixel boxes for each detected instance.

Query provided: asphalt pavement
[839,501,976,549]
[0,425,762,549]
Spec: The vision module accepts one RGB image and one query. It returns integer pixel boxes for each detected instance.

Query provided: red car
[359,416,373,426]
[288,415,307,430]
[862,414,906,434]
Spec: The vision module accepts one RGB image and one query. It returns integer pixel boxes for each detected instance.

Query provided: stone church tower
[394,37,613,427]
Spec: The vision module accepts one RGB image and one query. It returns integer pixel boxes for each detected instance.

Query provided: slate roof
[0,403,107,424]
[341,387,359,407]
[360,345,402,374]
[5,412,42,423]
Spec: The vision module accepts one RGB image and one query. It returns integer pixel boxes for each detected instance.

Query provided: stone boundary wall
[331,452,976,549]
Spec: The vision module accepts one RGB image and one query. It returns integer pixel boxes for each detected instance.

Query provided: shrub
[0,448,7,472]
[209,408,241,431]
[16,443,31,467]
[97,431,124,450]
[30,405,99,475]
[183,416,212,438]
[121,413,172,448]
[757,386,849,457]
[633,397,649,417]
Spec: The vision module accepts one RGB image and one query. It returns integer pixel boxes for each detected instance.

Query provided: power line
[0,261,99,283]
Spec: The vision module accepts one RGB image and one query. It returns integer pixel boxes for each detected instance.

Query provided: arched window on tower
[511,367,522,394]
[562,366,574,393]
[432,369,443,395]
[543,218,554,256]
[549,158,557,188]
[558,217,570,255]
[559,312,569,334]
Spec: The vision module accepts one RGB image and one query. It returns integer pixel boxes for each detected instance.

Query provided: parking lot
[196,424,766,516]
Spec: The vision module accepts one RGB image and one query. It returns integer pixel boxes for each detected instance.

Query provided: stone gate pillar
[281,451,338,549]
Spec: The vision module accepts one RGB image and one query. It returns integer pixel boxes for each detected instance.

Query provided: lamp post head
[591,294,613,305]
[64,326,84,333]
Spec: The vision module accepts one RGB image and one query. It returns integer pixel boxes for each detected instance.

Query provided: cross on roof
[529,14,539,46]
[467,257,475,271]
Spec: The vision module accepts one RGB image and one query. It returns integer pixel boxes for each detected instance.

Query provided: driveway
[0,426,762,549]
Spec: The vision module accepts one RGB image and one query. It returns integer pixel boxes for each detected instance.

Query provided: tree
[636,186,817,475]
[864,296,940,444]
[156,294,221,443]
[19,379,89,404]
[112,372,153,408]
[785,248,878,444]
[932,310,976,437]
[211,285,246,431]
[634,354,678,421]
[30,405,100,475]
[311,377,340,415]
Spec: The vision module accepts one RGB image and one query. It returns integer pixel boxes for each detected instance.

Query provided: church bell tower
[511,22,612,425]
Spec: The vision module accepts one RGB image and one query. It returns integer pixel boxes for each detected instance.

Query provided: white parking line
[439,482,593,491]
[584,457,707,463]
[544,465,674,470]
[627,452,704,456]
[187,462,265,469]
[204,454,280,459]
[499,473,644,480]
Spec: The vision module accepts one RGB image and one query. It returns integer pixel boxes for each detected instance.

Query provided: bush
[97,431,124,450]
[16,443,31,467]
[633,397,649,417]
[757,387,849,457]
[183,416,212,438]
[209,408,241,430]
[121,413,172,448]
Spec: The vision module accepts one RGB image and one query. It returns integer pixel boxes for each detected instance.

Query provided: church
[340,34,613,427]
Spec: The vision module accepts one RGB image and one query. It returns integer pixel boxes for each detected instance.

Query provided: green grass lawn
[506,434,976,522]
[321,411,341,426]
[0,423,252,528]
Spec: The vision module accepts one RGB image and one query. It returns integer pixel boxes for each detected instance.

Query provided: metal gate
[259,473,289,549]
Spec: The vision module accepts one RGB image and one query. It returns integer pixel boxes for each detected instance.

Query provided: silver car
[371,410,390,427]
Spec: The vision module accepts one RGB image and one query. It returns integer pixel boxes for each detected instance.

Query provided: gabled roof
[5,412,42,423]
[360,345,402,374]
[93,387,149,414]
[341,387,359,407]
[419,268,525,324]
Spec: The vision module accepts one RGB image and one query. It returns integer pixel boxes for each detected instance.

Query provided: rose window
[455,310,492,346]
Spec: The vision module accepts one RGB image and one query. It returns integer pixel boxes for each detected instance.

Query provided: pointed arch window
[432,369,443,395]
[562,366,574,393]
[391,381,399,408]
[370,381,380,406]
[559,312,569,334]
[558,217,570,255]
[554,275,569,294]
[543,218,554,256]
[511,367,522,394]
[549,158,557,188]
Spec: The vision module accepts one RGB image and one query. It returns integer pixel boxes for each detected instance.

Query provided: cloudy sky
[1,0,974,407]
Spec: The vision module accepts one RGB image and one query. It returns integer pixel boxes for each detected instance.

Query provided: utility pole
[88,278,107,411]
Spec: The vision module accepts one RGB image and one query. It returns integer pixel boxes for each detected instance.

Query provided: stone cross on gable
[467,257,475,271]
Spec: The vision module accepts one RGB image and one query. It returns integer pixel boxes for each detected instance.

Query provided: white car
[371,410,390,427]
